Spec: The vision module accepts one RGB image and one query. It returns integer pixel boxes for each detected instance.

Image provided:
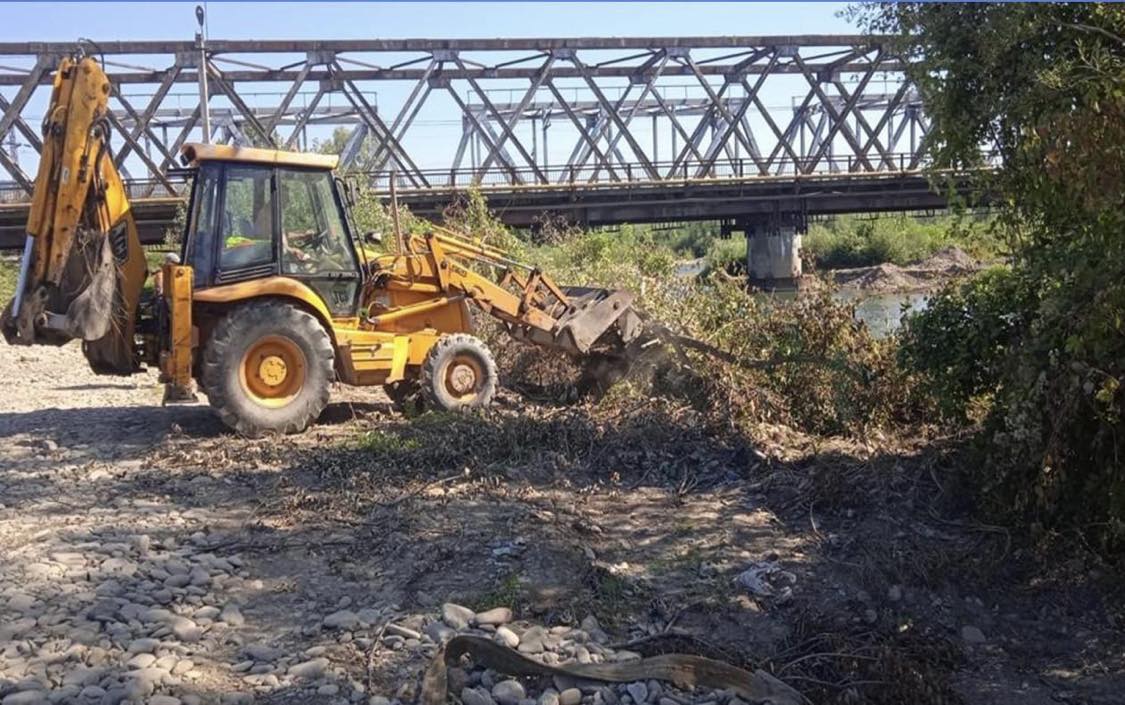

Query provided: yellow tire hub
[240,335,306,408]
[442,353,483,401]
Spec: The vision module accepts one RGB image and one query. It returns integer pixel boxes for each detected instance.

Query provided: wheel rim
[239,335,307,408]
[441,352,484,402]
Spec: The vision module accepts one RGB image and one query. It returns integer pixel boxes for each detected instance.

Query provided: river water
[838,290,930,337]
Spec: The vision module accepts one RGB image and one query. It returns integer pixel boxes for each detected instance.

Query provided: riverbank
[827,246,983,293]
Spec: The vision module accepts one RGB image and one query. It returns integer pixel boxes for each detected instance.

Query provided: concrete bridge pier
[737,214,805,289]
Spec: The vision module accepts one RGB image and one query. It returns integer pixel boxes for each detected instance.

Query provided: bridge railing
[0,152,930,205]
[415,151,933,190]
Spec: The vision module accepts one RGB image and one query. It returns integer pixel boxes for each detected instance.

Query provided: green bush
[804,214,998,269]
[898,266,1035,421]
[703,237,747,275]
[0,257,17,302]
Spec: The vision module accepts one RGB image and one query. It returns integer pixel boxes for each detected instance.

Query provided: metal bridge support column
[744,214,803,289]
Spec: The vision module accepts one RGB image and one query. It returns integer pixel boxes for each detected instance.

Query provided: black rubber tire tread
[201,301,335,435]
[420,333,498,412]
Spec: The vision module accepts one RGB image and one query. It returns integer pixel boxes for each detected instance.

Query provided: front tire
[420,334,497,411]
[201,301,335,435]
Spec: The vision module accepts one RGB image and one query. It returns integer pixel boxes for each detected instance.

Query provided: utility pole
[195,4,211,143]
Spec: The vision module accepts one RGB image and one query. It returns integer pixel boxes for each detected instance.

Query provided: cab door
[183,162,279,288]
[276,167,362,317]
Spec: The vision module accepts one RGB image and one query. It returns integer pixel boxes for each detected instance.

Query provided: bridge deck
[0,169,976,249]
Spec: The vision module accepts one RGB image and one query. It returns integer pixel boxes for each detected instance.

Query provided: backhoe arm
[372,226,644,358]
[1,53,147,374]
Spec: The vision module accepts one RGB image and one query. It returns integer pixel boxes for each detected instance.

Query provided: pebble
[539,691,560,705]
[324,609,361,630]
[961,625,987,643]
[150,697,182,705]
[126,653,157,669]
[493,680,527,705]
[7,593,37,612]
[425,621,455,643]
[559,689,583,705]
[475,607,513,626]
[386,623,422,640]
[2,692,47,705]
[625,683,647,705]
[495,625,520,648]
[220,604,245,626]
[288,657,330,679]
[172,619,203,642]
[127,638,161,654]
[887,585,903,602]
[243,643,279,661]
[518,626,546,654]
[462,688,498,705]
[443,603,475,630]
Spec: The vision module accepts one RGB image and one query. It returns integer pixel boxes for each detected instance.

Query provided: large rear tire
[201,301,335,435]
[420,333,497,412]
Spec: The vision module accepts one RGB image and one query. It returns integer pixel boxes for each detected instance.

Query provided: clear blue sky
[2,3,853,42]
[2,2,862,174]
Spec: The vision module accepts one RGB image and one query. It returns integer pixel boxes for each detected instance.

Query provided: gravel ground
[2,344,1123,705]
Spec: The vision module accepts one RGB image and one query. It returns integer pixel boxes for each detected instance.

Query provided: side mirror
[364,231,382,244]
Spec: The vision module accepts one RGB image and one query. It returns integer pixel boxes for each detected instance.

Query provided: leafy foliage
[804,214,999,269]
[898,266,1035,422]
[495,224,929,438]
[858,3,1125,550]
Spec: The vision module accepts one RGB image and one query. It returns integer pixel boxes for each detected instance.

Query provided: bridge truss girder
[0,35,927,201]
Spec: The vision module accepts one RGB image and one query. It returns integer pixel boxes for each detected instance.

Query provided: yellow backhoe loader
[1,50,648,435]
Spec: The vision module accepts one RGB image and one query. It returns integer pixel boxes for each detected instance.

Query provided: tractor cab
[178,144,363,318]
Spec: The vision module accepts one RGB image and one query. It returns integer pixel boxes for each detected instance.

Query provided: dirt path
[1,345,1122,705]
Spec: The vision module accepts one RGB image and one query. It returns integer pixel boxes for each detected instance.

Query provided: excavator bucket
[0,54,147,375]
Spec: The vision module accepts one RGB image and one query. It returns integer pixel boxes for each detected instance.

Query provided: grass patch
[354,429,422,453]
[467,572,524,612]
[0,247,172,304]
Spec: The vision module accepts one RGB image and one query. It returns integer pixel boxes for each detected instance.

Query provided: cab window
[184,163,219,287]
[279,169,356,274]
[219,166,275,272]
[279,169,359,315]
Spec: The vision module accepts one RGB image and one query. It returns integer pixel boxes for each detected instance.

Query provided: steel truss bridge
[0,34,970,246]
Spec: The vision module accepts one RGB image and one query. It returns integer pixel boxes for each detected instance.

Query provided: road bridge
[0,34,981,283]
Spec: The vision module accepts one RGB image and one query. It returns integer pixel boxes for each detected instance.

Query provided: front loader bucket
[505,286,647,361]
[554,286,645,356]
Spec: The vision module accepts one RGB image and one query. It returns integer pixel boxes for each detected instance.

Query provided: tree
[312,126,379,173]
[869,3,1125,551]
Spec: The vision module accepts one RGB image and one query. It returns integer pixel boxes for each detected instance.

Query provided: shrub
[804,214,998,269]
[898,266,1035,422]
